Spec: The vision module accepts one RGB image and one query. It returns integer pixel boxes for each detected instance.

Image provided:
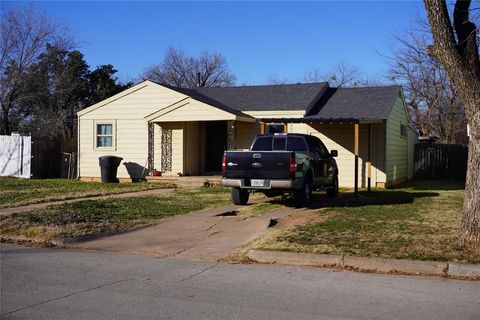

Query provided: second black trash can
[99,156,123,183]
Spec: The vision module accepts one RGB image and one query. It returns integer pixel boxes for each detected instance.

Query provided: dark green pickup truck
[221,133,339,206]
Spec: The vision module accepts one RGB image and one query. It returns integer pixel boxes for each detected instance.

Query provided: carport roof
[305,86,402,121]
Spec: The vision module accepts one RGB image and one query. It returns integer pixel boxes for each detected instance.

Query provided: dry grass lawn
[0,187,230,245]
[251,180,478,264]
[0,177,171,208]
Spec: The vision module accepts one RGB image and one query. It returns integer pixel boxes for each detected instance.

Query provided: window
[251,136,273,151]
[95,121,115,149]
[272,137,286,150]
[400,123,407,138]
[265,123,285,134]
[287,137,308,152]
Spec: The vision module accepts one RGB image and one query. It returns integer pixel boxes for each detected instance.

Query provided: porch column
[227,120,237,150]
[367,124,372,191]
[354,122,359,196]
[147,122,154,172]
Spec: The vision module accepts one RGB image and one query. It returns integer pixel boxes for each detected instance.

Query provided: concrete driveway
[69,204,297,261]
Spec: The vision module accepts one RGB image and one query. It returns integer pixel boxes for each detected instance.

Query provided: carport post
[367,124,372,192]
[354,122,359,197]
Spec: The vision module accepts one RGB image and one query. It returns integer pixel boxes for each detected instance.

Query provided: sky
[2,1,427,85]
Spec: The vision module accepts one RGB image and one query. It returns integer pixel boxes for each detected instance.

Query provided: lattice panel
[147,122,154,171]
[161,128,172,172]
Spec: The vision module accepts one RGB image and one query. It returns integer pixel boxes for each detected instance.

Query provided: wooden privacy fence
[31,138,77,179]
[0,133,31,178]
[414,144,468,180]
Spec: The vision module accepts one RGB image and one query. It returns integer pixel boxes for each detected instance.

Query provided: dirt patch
[274,211,334,230]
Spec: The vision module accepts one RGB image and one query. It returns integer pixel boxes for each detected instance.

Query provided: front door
[204,121,227,172]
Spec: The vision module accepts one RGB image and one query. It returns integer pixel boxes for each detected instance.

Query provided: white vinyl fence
[0,133,31,178]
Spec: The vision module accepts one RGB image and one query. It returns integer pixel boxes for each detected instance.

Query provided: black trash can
[99,156,123,183]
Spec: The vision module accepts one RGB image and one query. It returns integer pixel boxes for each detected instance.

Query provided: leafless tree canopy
[303,62,379,87]
[0,6,73,135]
[387,29,467,144]
[142,47,236,88]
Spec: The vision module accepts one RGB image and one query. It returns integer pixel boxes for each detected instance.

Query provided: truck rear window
[287,137,308,152]
[251,137,273,151]
[251,136,308,152]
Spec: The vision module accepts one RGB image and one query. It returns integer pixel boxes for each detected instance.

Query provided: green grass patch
[0,187,230,244]
[0,177,171,208]
[251,180,478,263]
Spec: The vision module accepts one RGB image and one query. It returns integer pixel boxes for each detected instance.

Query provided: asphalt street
[1,244,479,320]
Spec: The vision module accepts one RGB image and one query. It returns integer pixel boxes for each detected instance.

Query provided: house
[77,80,417,188]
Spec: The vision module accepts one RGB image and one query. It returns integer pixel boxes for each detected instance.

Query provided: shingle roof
[305,86,402,121]
[164,82,329,112]
[161,82,402,121]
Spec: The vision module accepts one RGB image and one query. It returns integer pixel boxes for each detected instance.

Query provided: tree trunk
[1,104,11,135]
[462,112,480,253]
[424,0,480,256]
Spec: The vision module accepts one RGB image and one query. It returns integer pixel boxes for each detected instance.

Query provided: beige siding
[80,85,185,120]
[236,121,259,150]
[79,118,149,179]
[386,95,410,184]
[78,82,187,180]
[243,110,305,118]
[184,122,201,175]
[288,122,386,188]
[153,101,236,122]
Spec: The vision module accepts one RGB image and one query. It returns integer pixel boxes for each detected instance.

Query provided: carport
[259,117,380,195]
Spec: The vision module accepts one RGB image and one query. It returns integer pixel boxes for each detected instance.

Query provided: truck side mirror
[330,150,338,157]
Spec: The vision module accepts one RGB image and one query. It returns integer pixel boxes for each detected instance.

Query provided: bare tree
[142,47,236,88]
[0,6,72,135]
[424,0,480,255]
[303,62,378,87]
[266,74,289,85]
[387,30,467,144]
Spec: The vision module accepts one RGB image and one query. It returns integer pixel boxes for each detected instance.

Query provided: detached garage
[77,80,416,188]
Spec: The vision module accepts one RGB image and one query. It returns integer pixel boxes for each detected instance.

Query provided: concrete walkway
[68,204,302,261]
[0,189,174,216]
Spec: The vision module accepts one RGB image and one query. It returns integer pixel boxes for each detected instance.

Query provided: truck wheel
[231,188,249,205]
[294,178,312,207]
[327,174,339,198]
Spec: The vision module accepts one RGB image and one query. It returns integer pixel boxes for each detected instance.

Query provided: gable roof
[305,86,402,121]
[162,82,330,112]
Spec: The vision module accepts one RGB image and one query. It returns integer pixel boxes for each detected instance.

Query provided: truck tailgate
[224,151,293,179]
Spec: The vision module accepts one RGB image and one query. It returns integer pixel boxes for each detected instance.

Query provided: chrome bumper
[221,178,303,190]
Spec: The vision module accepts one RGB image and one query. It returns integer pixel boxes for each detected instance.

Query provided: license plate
[250,179,265,187]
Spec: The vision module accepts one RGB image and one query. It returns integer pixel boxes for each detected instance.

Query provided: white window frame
[94,120,116,151]
[400,123,407,139]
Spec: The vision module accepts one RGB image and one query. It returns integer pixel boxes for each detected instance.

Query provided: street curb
[246,250,480,278]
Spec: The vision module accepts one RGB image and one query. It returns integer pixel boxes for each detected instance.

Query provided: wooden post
[260,121,265,134]
[367,124,372,192]
[283,122,288,133]
[354,122,359,197]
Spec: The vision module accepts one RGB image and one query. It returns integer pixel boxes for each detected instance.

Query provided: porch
[147,120,257,177]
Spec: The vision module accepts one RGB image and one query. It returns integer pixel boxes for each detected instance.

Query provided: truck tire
[327,174,339,198]
[294,177,312,207]
[231,188,249,205]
